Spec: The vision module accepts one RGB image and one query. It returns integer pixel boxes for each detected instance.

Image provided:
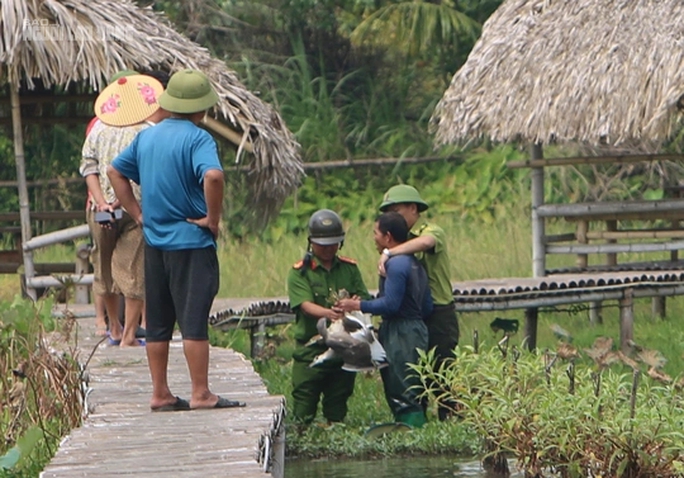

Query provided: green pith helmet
[308,209,345,245]
[108,69,139,85]
[379,185,429,212]
[159,69,219,114]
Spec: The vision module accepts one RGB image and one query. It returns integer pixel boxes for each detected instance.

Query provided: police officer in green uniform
[378,185,460,420]
[287,209,370,424]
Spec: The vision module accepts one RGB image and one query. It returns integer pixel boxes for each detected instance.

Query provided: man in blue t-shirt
[336,211,432,427]
[108,69,246,412]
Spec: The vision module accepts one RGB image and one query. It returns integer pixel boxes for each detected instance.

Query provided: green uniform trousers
[378,318,428,426]
[291,344,356,423]
[425,302,460,420]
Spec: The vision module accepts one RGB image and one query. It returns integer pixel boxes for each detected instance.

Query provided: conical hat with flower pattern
[95,74,163,126]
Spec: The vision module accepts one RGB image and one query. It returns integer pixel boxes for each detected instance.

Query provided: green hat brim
[158,89,219,114]
[379,199,429,212]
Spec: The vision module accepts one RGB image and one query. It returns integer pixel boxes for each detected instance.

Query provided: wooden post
[587,219,602,324]
[523,308,538,351]
[651,296,666,320]
[75,244,90,304]
[589,301,602,325]
[270,410,285,478]
[619,289,634,353]
[605,220,618,266]
[576,220,588,268]
[10,79,36,300]
[250,321,266,357]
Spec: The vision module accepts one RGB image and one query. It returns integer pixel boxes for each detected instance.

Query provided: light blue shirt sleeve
[191,130,222,183]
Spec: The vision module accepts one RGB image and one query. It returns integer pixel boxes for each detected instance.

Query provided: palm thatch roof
[0,0,303,223]
[430,0,684,149]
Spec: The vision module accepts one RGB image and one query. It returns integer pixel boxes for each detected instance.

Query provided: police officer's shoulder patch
[338,255,357,265]
[293,260,304,269]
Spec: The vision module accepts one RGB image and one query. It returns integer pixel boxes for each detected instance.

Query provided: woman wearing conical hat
[79,72,166,347]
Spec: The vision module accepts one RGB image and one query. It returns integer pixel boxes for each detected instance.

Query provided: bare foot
[150,395,190,412]
[119,339,146,348]
[190,393,219,409]
[95,325,108,337]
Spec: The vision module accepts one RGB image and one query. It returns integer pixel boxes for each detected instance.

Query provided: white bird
[309,311,388,372]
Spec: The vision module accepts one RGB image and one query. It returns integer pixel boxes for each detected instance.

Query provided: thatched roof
[430,0,684,148]
[0,0,303,224]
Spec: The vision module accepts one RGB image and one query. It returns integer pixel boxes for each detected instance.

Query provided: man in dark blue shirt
[336,212,432,427]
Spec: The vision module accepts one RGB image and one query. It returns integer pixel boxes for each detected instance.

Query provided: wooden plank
[41,305,285,478]
[508,153,684,169]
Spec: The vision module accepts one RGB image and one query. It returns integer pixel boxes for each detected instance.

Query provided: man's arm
[338,257,409,315]
[107,166,142,225]
[300,301,344,321]
[84,174,117,212]
[287,268,344,321]
[378,235,435,275]
[187,169,223,239]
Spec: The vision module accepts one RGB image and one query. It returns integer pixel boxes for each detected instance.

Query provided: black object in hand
[95,209,123,224]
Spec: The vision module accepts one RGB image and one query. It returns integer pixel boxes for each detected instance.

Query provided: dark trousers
[378,318,428,421]
[144,245,219,342]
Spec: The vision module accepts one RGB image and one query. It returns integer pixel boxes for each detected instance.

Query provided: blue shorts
[144,245,219,341]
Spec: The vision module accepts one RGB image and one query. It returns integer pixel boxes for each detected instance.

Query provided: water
[285,455,523,478]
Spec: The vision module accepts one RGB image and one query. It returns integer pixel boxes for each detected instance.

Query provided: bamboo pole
[453,283,684,312]
[202,116,254,153]
[10,80,36,300]
[537,199,684,218]
[22,224,90,252]
[546,241,684,254]
[585,229,684,240]
[528,143,544,352]
[507,153,684,169]
[531,143,545,277]
[26,274,93,288]
[0,177,84,188]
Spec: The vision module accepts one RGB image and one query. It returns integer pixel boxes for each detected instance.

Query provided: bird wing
[316,317,329,339]
[368,335,387,364]
[343,311,369,331]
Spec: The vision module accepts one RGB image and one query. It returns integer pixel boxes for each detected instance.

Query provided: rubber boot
[396,410,427,428]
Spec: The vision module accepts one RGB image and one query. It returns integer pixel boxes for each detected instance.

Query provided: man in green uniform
[287,209,370,424]
[378,184,460,420]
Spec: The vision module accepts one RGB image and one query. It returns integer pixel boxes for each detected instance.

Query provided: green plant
[413,344,684,477]
[0,296,83,477]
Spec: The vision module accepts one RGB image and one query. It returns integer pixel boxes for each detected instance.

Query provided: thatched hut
[0,0,303,296]
[430,0,684,148]
[429,0,684,352]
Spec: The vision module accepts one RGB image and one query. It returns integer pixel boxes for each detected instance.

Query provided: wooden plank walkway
[41,299,285,478]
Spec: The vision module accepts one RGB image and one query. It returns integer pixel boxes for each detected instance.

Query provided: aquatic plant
[414,343,684,477]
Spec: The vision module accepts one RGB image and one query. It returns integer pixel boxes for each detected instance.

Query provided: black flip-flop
[205,396,246,409]
[151,396,191,412]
